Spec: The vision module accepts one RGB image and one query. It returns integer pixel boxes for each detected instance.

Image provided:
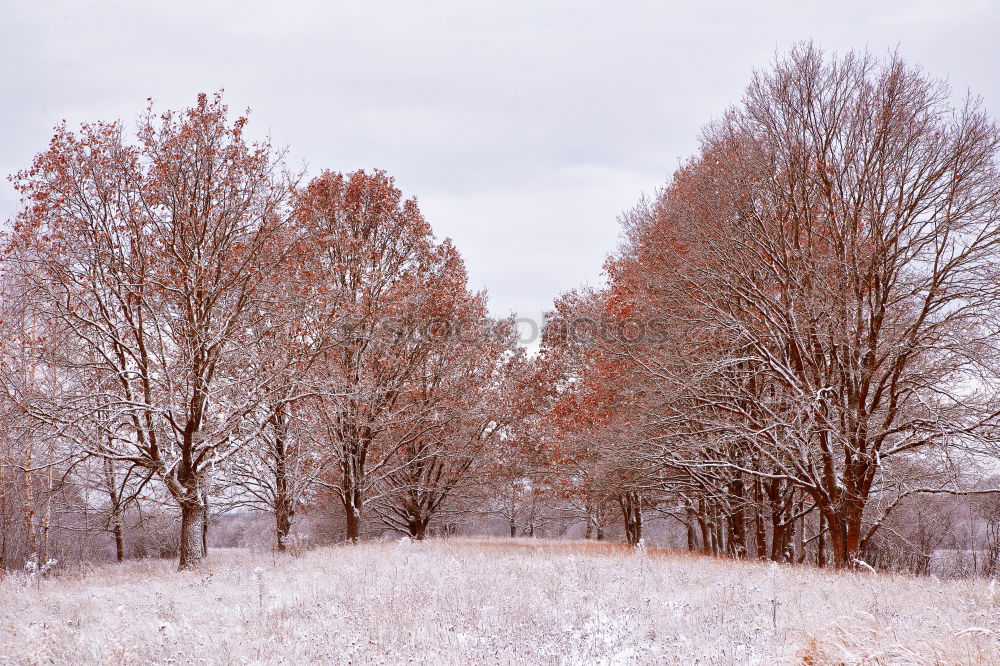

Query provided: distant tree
[372,300,518,540]
[540,288,660,546]
[226,220,337,552]
[296,170,480,542]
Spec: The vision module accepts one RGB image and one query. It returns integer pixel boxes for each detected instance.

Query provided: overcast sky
[2,0,998,337]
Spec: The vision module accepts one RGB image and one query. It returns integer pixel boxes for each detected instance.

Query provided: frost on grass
[1,539,998,665]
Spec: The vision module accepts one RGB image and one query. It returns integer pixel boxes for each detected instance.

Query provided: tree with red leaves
[557,44,1000,567]
[540,287,663,546]
[295,169,490,542]
[4,92,297,569]
[371,305,518,540]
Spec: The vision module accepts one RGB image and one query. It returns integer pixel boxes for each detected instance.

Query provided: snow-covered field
[1,538,998,665]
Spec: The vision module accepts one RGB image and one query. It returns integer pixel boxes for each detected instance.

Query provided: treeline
[535,44,1000,571]
[0,93,539,570]
[4,44,1000,576]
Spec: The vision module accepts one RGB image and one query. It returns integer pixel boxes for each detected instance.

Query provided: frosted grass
[1,538,997,664]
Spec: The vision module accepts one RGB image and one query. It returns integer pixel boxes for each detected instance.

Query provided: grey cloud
[2,0,998,325]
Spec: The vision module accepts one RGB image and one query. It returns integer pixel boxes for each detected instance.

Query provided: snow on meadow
[1,538,998,665]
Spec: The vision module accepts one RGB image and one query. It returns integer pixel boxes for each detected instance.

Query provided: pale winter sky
[2,0,998,342]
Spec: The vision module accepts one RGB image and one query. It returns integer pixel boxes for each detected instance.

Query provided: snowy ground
[1,538,998,665]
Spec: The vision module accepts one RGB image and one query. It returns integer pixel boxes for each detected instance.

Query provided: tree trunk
[686,508,699,552]
[844,499,864,567]
[104,459,125,563]
[409,514,428,540]
[112,514,125,563]
[768,479,785,561]
[727,476,747,558]
[784,513,796,562]
[275,501,293,552]
[698,500,712,555]
[795,501,806,564]
[618,491,642,547]
[40,463,52,564]
[753,479,767,559]
[817,511,827,567]
[178,500,205,570]
[814,495,868,570]
[344,496,362,543]
[341,448,364,543]
[825,509,854,569]
[23,445,36,561]
[201,486,210,556]
[714,516,726,557]
[273,403,292,552]
[1,457,9,571]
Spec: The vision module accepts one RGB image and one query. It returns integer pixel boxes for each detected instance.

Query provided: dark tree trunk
[767,480,780,560]
[275,501,293,552]
[341,443,365,543]
[753,479,767,559]
[272,402,293,552]
[824,504,863,569]
[817,511,827,568]
[201,487,209,556]
[727,476,747,558]
[828,514,849,568]
[845,501,864,567]
[618,491,642,547]
[408,513,429,540]
[178,500,205,570]
[104,459,125,563]
[795,501,806,564]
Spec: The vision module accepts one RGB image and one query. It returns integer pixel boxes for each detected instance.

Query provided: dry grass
[1,537,998,664]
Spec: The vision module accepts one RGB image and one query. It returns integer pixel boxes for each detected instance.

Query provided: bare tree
[372,311,518,539]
